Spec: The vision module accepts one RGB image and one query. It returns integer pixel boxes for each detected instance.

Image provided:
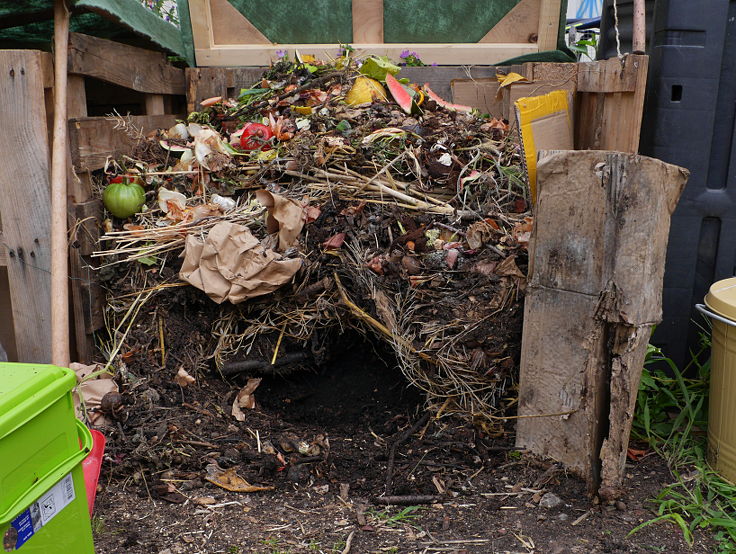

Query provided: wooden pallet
[187,0,561,66]
[0,34,186,363]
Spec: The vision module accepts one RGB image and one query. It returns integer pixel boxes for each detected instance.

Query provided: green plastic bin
[0,363,95,552]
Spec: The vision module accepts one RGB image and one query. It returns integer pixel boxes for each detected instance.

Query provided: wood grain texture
[536,0,561,51]
[145,94,166,115]
[517,151,689,495]
[0,232,6,266]
[352,0,383,43]
[575,55,649,153]
[0,50,52,362]
[209,0,270,45]
[69,115,180,172]
[194,43,538,67]
[186,66,265,112]
[68,32,186,95]
[479,0,540,44]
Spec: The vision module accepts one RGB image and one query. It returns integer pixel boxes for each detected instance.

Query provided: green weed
[630,336,736,550]
[368,505,423,528]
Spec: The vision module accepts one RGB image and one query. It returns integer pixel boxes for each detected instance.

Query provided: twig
[341,530,355,554]
[374,495,442,505]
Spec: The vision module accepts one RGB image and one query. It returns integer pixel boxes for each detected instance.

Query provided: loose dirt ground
[91,339,715,554]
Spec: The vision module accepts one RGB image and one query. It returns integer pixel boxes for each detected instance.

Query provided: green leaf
[137,256,158,266]
[359,56,401,82]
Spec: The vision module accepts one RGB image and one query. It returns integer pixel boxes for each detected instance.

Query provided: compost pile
[94,54,530,424]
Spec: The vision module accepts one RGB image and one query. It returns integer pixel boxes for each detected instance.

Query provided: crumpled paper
[179,222,301,304]
[255,190,304,251]
[71,362,118,426]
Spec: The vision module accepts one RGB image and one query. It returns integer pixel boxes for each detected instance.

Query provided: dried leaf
[231,378,262,421]
[495,255,525,278]
[322,232,346,250]
[205,463,274,493]
[174,367,195,387]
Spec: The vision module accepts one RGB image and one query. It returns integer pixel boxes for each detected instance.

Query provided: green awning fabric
[0,0,193,66]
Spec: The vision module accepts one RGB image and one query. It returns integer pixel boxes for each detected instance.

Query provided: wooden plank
[575,55,649,153]
[0,268,18,362]
[0,50,52,362]
[194,43,538,67]
[517,150,689,497]
[189,0,215,52]
[352,0,383,43]
[209,0,270,45]
[186,66,268,112]
[451,78,503,117]
[577,55,642,93]
[145,94,166,115]
[69,114,180,172]
[67,33,186,95]
[0,232,6,266]
[479,0,540,44]
[537,0,561,51]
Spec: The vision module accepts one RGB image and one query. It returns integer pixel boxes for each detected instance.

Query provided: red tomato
[239,122,273,151]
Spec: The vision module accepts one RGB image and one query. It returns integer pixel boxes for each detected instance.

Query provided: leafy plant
[570,32,598,62]
[630,335,736,550]
[139,0,179,26]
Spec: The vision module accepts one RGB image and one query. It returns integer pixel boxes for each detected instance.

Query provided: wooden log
[0,50,53,362]
[516,151,689,497]
[67,32,186,95]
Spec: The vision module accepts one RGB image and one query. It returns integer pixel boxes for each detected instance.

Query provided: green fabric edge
[77,0,192,65]
[175,0,195,67]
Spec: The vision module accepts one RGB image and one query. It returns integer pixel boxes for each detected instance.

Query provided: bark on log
[516,150,689,498]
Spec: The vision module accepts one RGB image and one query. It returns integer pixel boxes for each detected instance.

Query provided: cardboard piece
[179,222,302,304]
[451,78,503,117]
[71,362,118,426]
[255,190,304,251]
[514,90,574,202]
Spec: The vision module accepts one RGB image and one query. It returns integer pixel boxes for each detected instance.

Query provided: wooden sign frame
[188,0,561,66]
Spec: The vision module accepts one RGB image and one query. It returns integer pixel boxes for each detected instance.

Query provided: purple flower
[275,49,287,59]
[431,62,438,67]
[337,47,346,56]
[400,49,411,59]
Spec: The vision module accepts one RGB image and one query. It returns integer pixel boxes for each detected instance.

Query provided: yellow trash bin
[697,277,736,483]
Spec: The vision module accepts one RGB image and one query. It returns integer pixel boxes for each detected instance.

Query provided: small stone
[537,514,547,522]
[557,513,569,521]
[193,496,216,506]
[615,500,627,511]
[539,492,562,509]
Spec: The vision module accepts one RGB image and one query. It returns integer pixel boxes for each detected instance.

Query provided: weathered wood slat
[0,50,52,362]
[67,32,186,95]
[575,55,649,153]
[480,0,540,44]
[517,151,689,497]
[69,114,180,172]
[0,232,7,266]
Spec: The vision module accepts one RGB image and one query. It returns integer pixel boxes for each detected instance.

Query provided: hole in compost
[671,84,683,102]
[254,331,423,431]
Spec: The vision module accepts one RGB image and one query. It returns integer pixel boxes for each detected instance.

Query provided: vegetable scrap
[93,51,530,425]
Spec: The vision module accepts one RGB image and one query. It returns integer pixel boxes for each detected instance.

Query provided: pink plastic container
[81,429,105,514]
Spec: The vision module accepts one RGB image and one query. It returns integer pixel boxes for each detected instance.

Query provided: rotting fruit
[103,175,146,219]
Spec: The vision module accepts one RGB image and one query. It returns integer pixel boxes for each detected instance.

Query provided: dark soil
[92,337,715,554]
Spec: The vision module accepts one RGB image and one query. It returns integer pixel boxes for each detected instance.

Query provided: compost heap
[94,54,531,424]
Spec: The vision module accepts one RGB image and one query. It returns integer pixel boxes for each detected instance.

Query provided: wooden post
[0,51,53,362]
[516,151,689,498]
[51,0,71,366]
[632,0,646,54]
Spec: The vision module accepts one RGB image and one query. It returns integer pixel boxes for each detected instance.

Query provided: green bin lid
[705,277,736,322]
[0,363,76,440]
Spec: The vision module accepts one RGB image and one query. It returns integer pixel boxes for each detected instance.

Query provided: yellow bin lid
[705,277,736,321]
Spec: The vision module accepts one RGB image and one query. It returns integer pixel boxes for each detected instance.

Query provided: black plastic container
[602,0,736,368]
